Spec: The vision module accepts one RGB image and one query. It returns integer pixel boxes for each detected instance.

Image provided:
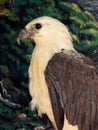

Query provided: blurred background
[0,0,98,129]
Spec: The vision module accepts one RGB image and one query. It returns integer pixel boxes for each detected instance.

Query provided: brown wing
[45,51,98,130]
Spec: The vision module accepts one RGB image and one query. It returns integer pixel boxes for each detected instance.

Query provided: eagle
[17,16,98,130]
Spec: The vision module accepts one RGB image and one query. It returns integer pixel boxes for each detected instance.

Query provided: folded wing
[45,51,98,130]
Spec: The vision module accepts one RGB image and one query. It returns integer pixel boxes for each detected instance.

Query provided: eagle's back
[45,51,98,130]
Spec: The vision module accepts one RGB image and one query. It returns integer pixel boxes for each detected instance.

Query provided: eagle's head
[17,16,74,50]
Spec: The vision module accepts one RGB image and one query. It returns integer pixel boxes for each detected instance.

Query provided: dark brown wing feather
[45,51,98,130]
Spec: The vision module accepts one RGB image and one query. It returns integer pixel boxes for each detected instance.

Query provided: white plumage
[17,16,98,130]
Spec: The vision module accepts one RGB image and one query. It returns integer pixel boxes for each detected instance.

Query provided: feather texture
[45,50,98,130]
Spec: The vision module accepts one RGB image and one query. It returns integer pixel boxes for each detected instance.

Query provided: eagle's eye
[35,23,42,29]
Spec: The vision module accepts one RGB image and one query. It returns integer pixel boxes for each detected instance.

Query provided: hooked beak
[17,28,28,44]
[17,28,35,44]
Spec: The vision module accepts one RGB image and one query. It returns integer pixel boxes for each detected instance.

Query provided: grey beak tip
[17,38,21,45]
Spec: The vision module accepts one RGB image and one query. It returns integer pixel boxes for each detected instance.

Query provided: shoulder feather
[45,51,98,130]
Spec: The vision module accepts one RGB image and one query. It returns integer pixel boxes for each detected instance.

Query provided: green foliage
[58,1,98,55]
[0,8,19,21]
[0,0,18,21]
[0,65,9,76]
[0,100,51,130]
[0,0,98,129]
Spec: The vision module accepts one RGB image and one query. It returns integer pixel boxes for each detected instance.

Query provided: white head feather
[24,17,76,129]
[25,16,74,52]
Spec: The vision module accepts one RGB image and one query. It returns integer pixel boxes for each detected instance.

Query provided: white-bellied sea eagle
[17,16,98,130]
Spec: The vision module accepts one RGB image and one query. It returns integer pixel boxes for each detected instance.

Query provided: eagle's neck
[29,44,63,129]
[30,41,75,75]
[29,42,75,130]
[29,42,75,98]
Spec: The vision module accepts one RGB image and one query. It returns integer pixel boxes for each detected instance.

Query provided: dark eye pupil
[35,23,42,29]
